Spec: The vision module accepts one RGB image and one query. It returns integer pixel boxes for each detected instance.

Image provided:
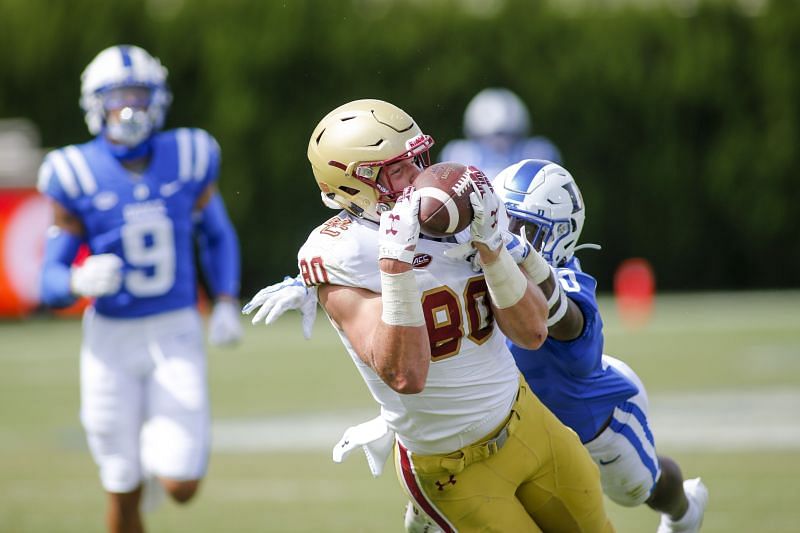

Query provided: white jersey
[298,212,520,455]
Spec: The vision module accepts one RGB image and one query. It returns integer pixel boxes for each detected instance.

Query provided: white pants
[80,307,210,493]
[584,355,661,507]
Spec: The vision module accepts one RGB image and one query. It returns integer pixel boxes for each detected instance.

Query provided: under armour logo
[341,440,350,448]
[435,475,457,491]
[490,209,498,228]
[385,213,400,235]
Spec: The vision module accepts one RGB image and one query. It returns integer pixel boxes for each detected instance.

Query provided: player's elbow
[390,378,425,395]
[378,365,427,395]
[514,326,548,350]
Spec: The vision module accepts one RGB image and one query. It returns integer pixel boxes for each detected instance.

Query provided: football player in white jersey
[437,88,562,179]
[246,158,708,533]
[37,45,242,533]
[246,99,614,532]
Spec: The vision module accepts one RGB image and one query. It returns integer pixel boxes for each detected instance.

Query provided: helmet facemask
[507,210,576,266]
[346,133,433,204]
[101,86,158,146]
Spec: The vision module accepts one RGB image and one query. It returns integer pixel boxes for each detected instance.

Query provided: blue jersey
[438,136,562,179]
[37,128,220,318]
[510,257,638,443]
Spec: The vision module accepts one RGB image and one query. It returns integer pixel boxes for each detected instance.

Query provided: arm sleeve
[40,226,83,308]
[195,192,240,299]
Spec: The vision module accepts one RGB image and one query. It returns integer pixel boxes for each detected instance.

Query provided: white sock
[669,489,700,527]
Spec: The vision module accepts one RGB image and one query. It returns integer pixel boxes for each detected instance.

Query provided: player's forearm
[368,323,430,394]
[493,279,548,349]
[39,227,82,308]
[373,263,430,393]
[481,245,548,349]
[196,193,240,299]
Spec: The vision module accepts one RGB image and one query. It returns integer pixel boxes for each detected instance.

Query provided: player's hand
[70,254,123,297]
[378,186,420,264]
[209,299,243,347]
[467,173,504,252]
[242,275,318,340]
[444,229,528,273]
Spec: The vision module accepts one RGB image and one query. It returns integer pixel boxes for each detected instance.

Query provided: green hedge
[2,0,797,292]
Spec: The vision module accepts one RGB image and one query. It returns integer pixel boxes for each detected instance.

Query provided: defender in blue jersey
[490,159,707,533]
[437,88,562,179]
[37,45,241,532]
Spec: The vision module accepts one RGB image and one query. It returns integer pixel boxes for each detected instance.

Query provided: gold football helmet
[307,99,434,223]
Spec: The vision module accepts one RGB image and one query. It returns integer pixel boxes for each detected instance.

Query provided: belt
[407,411,517,476]
[484,424,510,455]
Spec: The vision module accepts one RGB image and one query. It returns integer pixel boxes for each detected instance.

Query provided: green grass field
[1,290,799,532]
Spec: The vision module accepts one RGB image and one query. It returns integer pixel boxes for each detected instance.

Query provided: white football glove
[332,415,395,478]
[70,254,123,297]
[378,186,421,264]
[241,275,318,340]
[468,173,504,251]
[445,228,533,273]
[208,300,243,347]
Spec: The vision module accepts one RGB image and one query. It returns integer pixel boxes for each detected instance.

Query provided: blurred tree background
[1,0,798,295]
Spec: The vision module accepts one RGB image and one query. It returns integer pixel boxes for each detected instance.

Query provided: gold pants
[395,377,614,532]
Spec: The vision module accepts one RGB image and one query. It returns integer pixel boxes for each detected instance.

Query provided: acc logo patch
[412,253,432,269]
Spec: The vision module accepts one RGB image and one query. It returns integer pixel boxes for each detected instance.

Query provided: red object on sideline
[613,258,655,329]
[0,189,50,317]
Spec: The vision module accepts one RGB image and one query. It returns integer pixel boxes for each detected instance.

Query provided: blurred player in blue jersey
[245,158,708,533]
[37,45,242,533]
[437,87,562,179]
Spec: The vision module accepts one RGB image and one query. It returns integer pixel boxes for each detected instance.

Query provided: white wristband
[520,249,551,285]
[545,269,561,308]
[482,247,528,309]
[546,282,569,327]
[380,270,425,326]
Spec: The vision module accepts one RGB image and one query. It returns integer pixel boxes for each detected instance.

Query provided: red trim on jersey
[397,441,456,533]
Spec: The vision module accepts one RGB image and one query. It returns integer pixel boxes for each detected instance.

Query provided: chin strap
[573,243,602,252]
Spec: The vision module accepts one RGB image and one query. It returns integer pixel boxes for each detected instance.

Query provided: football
[415,162,475,237]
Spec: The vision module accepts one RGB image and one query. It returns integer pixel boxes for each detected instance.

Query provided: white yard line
[212,389,800,453]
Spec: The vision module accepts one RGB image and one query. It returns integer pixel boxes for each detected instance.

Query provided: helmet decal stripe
[508,159,549,193]
[118,45,133,68]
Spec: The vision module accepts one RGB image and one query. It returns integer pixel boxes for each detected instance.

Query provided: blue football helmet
[493,159,586,267]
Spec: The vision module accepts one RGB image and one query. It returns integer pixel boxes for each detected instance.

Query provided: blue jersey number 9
[120,217,176,297]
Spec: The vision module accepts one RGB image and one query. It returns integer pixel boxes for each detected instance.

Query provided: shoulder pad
[37,145,98,199]
[297,215,380,291]
[169,128,221,183]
